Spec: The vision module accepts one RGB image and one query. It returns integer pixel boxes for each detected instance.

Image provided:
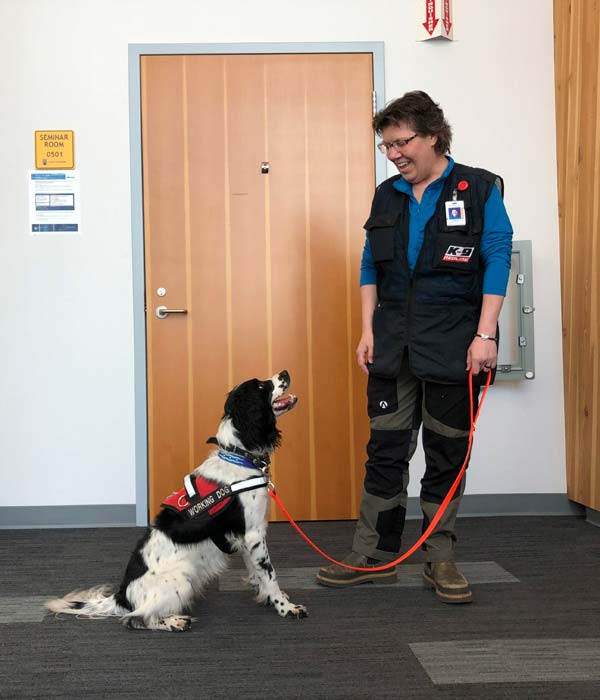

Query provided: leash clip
[259,464,275,491]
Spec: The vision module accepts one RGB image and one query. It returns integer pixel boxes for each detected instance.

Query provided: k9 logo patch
[442,245,474,263]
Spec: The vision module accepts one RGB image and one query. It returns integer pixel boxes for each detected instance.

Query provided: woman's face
[380,121,440,185]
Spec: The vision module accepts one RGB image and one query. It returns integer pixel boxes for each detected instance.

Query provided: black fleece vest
[365,162,501,385]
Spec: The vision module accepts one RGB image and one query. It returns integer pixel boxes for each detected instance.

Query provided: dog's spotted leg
[241,549,261,591]
[243,528,308,619]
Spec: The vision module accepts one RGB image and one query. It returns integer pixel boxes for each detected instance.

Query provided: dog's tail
[45,585,126,619]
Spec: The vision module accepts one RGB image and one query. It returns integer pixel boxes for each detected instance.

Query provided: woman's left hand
[466,337,497,374]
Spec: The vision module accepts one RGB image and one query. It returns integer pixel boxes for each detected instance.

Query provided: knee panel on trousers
[421,382,475,504]
[365,429,412,499]
[421,428,470,503]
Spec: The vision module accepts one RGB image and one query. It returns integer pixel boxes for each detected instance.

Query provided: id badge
[445,200,466,226]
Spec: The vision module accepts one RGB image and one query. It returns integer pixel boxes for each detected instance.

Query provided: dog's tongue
[273,394,297,410]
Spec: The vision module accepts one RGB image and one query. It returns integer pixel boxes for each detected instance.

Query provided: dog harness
[161,439,271,523]
[161,472,268,522]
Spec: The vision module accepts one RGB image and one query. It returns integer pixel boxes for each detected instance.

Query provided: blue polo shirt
[360,157,513,296]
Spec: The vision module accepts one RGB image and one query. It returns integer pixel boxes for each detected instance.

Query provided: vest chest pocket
[365,213,399,262]
[432,232,480,273]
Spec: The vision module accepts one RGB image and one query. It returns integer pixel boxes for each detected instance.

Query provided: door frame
[128,41,386,525]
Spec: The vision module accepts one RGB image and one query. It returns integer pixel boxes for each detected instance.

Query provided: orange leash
[268,369,492,571]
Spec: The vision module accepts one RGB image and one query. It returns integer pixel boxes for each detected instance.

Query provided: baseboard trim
[586,507,600,527]
[0,494,583,529]
[0,505,136,529]
[406,493,583,519]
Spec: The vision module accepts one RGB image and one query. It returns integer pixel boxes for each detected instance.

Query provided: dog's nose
[279,370,290,386]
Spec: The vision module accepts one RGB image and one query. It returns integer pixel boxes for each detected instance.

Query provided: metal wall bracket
[496,240,535,381]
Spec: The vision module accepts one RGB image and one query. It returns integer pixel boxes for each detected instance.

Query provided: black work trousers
[352,351,480,563]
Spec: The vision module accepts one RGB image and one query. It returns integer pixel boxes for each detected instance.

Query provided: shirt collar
[393,156,455,196]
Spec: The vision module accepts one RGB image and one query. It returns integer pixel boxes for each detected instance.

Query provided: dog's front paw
[272,596,308,619]
[285,604,308,619]
[157,615,192,632]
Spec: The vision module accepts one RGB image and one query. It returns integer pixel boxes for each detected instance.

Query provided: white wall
[0,0,565,510]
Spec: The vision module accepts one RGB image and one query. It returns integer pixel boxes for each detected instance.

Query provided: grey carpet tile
[1,517,600,700]
[0,596,49,623]
[219,560,519,591]
[410,638,600,684]
[5,609,434,700]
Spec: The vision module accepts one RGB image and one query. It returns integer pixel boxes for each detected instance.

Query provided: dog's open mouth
[272,394,298,413]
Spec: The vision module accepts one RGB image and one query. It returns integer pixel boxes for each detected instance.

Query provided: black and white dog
[46,370,307,632]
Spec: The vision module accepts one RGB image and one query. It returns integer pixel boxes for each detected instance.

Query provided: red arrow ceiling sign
[418,0,454,41]
[443,0,453,35]
[422,0,439,36]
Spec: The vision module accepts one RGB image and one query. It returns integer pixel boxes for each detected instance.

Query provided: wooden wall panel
[554,0,600,510]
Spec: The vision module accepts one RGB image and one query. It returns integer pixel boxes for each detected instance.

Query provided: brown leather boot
[423,561,473,604]
[316,552,397,587]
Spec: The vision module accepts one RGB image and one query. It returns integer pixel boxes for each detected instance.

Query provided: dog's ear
[224,380,281,452]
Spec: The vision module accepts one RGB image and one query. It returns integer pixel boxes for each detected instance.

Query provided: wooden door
[141,53,375,520]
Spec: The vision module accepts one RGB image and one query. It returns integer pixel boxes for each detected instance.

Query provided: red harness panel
[162,476,232,520]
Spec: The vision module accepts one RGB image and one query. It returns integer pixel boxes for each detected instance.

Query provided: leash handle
[269,369,492,572]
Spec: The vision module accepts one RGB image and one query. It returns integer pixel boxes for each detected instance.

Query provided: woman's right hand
[356,331,374,375]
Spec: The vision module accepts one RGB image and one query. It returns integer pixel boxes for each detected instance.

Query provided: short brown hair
[373,91,452,155]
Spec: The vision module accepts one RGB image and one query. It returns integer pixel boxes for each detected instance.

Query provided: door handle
[155,305,188,319]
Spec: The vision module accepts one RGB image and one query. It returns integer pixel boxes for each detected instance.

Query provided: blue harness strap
[218,450,263,470]
[207,436,270,471]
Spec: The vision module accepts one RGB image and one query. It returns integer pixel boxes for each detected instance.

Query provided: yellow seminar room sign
[35,131,75,169]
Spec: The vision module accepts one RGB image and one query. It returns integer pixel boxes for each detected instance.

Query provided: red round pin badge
[457,180,469,191]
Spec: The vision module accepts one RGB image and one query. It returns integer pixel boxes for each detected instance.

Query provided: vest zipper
[407,275,414,359]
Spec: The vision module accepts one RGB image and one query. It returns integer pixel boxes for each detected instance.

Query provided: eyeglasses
[377,134,419,154]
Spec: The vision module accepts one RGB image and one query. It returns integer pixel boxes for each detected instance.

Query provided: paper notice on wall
[29,170,81,235]
[417,0,454,41]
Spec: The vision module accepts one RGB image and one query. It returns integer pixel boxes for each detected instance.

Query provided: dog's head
[219,370,298,454]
